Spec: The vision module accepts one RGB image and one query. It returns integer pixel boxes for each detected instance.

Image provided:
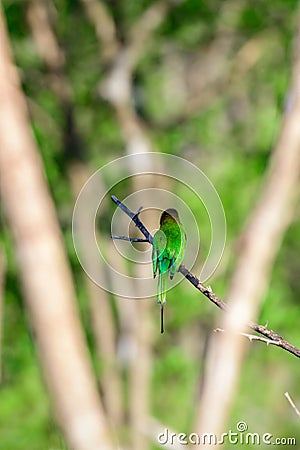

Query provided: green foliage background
[1,0,300,449]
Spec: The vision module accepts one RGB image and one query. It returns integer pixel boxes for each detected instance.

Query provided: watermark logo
[72,153,226,298]
[157,422,296,446]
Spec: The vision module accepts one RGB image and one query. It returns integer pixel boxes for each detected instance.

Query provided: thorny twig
[215,328,283,347]
[111,195,300,359]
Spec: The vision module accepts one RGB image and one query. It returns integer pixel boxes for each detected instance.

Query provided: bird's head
[160,208,180,225]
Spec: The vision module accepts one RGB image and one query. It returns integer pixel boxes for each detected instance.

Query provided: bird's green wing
[169,224,186,279]
[152,229,167,278]
[152,240,158,278]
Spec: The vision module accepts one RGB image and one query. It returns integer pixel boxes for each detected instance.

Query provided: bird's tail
[158,270,168,304]
[158,271,168,333]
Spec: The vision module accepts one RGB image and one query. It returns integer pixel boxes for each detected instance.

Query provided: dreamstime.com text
[157,422,296,446]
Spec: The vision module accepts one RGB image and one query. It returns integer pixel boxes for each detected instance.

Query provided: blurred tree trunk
[0,247,5,383]
[0,6,114,450]
[194,8,300,443]
[127,185,155,450]
[79,3,172,449]
[27,0,124,428]
[69,164,124,428]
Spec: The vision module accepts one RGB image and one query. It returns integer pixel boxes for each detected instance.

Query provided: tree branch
[285,392,300,418]
[111,195,300,359]
[215,328,284,347]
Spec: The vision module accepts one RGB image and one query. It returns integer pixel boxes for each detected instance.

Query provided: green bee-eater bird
[152,209,186,334]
